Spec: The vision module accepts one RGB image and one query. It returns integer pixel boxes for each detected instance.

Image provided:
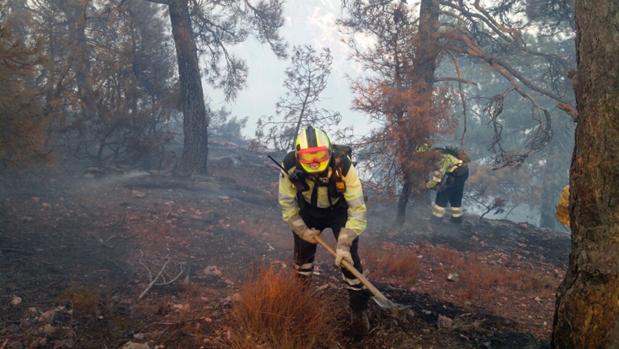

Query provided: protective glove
[297,226,321,244]
[335,228,357,266]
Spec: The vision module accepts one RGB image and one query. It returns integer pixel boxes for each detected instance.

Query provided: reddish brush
[363,243,420,286]
[226,266,341,349]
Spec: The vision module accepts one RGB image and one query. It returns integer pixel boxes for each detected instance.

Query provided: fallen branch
[138,253,185,301]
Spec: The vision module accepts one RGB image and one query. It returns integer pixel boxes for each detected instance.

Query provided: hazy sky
[208,0,372,139]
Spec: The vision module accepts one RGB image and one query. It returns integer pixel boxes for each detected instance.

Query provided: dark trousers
[435,167,468,217]
[293,200,370,312]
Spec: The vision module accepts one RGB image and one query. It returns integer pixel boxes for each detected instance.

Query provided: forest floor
[0,143,570,349]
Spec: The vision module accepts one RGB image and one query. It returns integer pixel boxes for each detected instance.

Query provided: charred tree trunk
[168,0,208,175]
[395,0,440,224]
[396,172,413,225]
[65,0,98,130]
[552,1,619,348]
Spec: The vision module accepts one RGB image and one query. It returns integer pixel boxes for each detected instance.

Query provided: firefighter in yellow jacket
[418,144,470,223]
[278,126,370,337]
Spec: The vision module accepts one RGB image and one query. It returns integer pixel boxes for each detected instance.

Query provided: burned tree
[255,45,341,151]
[552,0,619,347]
[341,0,454,224]
[0,5,48,169]
[341,0,576,223]
[146,0,286,175]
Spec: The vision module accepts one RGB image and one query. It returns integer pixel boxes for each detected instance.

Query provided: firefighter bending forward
[278,126,371,337]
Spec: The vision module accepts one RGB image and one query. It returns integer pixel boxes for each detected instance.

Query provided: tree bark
[168,0,208,175]
[395,0,440,224]
[552,1,619,348]
[64,0,98,127]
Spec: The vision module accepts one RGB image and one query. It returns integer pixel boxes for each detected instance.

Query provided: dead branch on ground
[138,250,185,300]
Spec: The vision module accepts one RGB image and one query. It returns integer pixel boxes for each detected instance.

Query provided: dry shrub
[59,286,99,317]
[421,244,556,301]
[227,266,341,349]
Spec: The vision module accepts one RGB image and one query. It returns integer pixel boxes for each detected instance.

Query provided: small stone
[21,216,33,222]
[41,202,51,208]
[38,309,56,323]
[534,296,542,303]
[437,314,454,329]
[447,272,460,282]
[133,333,146,340]
[10,295,22,306]
[217,195,231,201]
[203,266,223,277]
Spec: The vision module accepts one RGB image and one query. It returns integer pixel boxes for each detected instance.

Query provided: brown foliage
[226,266,341,349]
[0,18,49,169]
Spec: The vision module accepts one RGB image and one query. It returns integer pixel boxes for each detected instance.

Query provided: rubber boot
[350,308,370,339]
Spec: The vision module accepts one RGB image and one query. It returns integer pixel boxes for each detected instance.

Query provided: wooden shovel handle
[315,236,390,304]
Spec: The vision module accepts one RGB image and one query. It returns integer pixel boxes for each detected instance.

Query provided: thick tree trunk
[396,0,440,223]
[168,0,208,175]
[552,1,619,348]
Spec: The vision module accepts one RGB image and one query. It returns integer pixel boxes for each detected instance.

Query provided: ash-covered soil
[1,143,569,348]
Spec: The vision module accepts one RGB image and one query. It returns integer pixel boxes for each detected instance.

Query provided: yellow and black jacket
[278,152,367,235]
[426,151,467,190]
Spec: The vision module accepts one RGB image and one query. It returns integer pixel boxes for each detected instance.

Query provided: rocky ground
[0,143,569,349]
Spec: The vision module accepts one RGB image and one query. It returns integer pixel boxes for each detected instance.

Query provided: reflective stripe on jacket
[278,154,367,235]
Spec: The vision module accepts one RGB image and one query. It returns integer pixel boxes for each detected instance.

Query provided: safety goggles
[297,146,331,164]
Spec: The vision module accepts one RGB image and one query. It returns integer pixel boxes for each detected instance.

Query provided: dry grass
[363,243,420,286]
[226,266,341,349]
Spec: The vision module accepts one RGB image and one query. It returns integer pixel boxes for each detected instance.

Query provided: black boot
[349,289,370,339]
[350,308,370,339]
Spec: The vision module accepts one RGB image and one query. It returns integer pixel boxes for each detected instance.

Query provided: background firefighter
[277,126,371,338]
[419,144,471,224]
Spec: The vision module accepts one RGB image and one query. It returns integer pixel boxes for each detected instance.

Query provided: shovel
[315,236,410,313]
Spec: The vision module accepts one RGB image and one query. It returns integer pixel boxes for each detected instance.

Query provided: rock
[38,309,56,323]
[203,265,223,277]
[217,195,231,201]
[133,333,146,340]
[437,314,454,329]
[447,272,460,282]
[534,296,542,303]
[132,190,146,198]
[122,341,150,349]
[10,295,22,306]
[21,216,33,222]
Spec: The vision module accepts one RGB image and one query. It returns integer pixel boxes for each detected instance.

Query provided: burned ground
[0,143,569,348]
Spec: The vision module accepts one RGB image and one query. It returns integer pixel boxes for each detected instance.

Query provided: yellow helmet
[295,126,332,173]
